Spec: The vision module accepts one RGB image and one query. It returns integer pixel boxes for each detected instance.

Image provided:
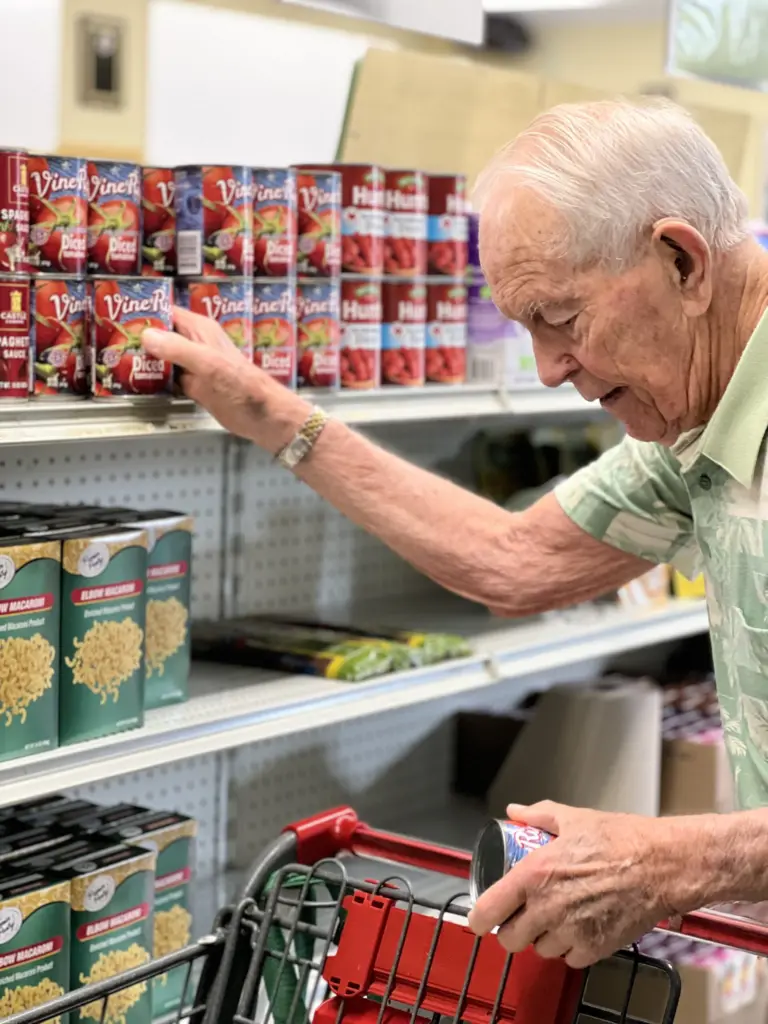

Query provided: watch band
[275,406,329,470]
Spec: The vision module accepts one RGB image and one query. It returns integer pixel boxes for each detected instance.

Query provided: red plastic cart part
[284,806,768,957]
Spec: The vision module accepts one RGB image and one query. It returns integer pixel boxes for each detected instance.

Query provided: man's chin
[622,417,681,446]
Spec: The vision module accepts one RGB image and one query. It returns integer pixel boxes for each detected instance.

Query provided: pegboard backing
[0,434,228,619]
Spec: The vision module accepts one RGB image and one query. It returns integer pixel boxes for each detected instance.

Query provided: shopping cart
[7,805,768,1024]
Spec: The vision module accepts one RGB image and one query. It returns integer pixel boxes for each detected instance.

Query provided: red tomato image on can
[0,150,29,275]
[87,160,141,275]
[0,276,30,399]
[381,280,426,387]
[175,166,253,278]
[384,170,428,277]
[91,277,173,398]
[176,278,252,360]
[427,174,468,277]
[252,168,295,277]
[31,277,88,397]
[253,279,296,388]
[426,281,467,384]
[297,280,339,388]
[28,156,88,275]
[340,278,381,389]
[142,167,176,276]
[293,169,341,277]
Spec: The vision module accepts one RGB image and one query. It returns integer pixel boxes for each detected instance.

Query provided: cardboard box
[660,732,734,815]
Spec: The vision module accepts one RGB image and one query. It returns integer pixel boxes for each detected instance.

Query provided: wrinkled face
[479,189,697,444]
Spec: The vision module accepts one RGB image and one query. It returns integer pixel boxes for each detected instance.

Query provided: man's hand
[142,306,310,453]
[468,801,700,968]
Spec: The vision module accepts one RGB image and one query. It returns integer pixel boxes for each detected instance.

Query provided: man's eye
[557,314,578,329]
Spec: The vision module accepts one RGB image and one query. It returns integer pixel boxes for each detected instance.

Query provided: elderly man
[143,98,768,968]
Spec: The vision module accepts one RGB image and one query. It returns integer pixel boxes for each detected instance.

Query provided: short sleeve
[554,436,702,579]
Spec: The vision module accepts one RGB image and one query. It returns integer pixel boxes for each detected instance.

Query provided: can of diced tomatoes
[176,277,253,361]
[87,160,141,276]
[175,165,254,278]
[91,277,173,399]
[28,155,88,275]
[340,277,381,389]
[427,174,468,277]
[253,278,296,389]
[470,819,554,903]
[309,165,384,275]
[0,274,30,400]
[293,169,341,278]
[384,170,428,277]
[252,168,296,277]
[381,280,426,387]
[426,280,467,384]
[31,276,89,398]
[142,167,176,277]
[0,149,29,275]
[297,279,340,388]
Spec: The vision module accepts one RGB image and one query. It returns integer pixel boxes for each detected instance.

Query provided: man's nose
[533,339,579,388]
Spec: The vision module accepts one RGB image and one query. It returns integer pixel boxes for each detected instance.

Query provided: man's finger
[506,800,564,835]
[468,868,527,935]
[496,907,546,954]
[533,931,570,960]
[142,328,209,373]
[171,305,210,343]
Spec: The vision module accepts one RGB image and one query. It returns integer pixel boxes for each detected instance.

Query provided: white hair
[472,97,749,269]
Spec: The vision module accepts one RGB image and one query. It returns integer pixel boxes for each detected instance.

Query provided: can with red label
[175,278,253,361]
[252,278,296,388]
[252,168,296,277]
[28,155,88,275]
[309,165,384,275]
[297,280,340,388]
[427,174,468,277]
[142,167,176,277]
[470,819,554,903]
[87,160,141,276]
[426,280,467,384]
[384,170,428,277]
[175,165,253,278]
[91,277,173,399]
[293,169,341,277]
[340,277,381,389]
[31,276,89,398]
[381,280,426,387]
[0,275,30,400]
[0,150,29,275]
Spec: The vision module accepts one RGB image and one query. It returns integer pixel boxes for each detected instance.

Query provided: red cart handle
[284,806,768,957]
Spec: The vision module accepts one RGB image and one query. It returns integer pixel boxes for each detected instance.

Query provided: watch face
[283,435,311,469]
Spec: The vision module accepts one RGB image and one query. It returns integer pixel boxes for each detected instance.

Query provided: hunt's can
[381,279,426,387]
[31,276,89,398]
[426,279,467,384]
[253,278,296,388]
[87,160,142,275]
[427,174,468,277]
[0,149,29,274]
[470,819,554,903]
[175,165,253,278]
[384,169,427,277]
[142,166,176,276]
[252,168,296,277]
[175,277,253,360]
[28,155,89,274]
[340,277,381,389]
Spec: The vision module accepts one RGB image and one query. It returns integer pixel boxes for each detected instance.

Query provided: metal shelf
[0,597,707,807]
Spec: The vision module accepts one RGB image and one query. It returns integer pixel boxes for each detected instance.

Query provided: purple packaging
[467,276,540,389]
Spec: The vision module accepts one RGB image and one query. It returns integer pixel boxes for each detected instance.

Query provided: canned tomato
[297,280,340,388]
[0,275,30,399]
[427,174,468,277]
[340,278,381,389]
[28,155,88,275]
[381,280,426,387]
[91,277,173,398]
[142,167,176,276]
[253,279,296,388]
[293,169,341,277]
[384,170,427,277]
[470,819,554,903]
[0,149,29,274]
[176,278,253,360]
[87,160,141,275]
[31,276,88,398]
[310,165,384,275]
[252,168,295,277]
[426,280,467,384]
[175,165,253,278]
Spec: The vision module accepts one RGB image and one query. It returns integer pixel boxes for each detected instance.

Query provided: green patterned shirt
[556,311,768,810]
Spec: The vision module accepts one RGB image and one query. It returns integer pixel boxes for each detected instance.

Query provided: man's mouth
[599,386,627,408]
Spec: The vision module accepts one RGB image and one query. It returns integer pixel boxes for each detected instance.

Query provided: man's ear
[651,219,712,315]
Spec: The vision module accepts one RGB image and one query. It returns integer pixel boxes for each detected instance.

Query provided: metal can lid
[470,819,507,905]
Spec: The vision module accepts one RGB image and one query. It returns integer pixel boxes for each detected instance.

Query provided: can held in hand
[297,279,340,388]
[253,278,296,388]
[252,168,296,277]
[427,174,468,277]
[28,155,88,275]
[340,277,381,389]
[176,278,253,360]
[381,279,426,387]
[294,169,341,277]
[91,277,173,398]
[426,280,467,384]
[176,165,253,278]
[470,819,554,903]
[384,170,427,277]
[0,149,29,274]
[31,276,89,398]
[142,167,176,276]
[87,160,141,275]
[0,275,30,400]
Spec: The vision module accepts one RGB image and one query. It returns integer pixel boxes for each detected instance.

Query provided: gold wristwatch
[275,406,329,470]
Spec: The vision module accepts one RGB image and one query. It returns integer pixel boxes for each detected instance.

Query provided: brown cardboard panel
[541,80,613,109]
[685,103,750,182]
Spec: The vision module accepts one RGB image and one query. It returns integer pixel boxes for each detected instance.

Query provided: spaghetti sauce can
[340,277,381,389]
[175,165,253,278]
[87,160,141,275]
[427,174,468,277]
[426,280,467,384]
[384,169,427,277]
[91,277,173,399]
[31,276,89,398]
[470,819,554,904]
[142,167,176,276]
[297,279,340,388]
[381,280,426,387]
[176,277,253,360]
[253,278,296,389]
[0,149,29,274]
[0,274,31,400]
[252,168,296,277]
[28,155,88,275]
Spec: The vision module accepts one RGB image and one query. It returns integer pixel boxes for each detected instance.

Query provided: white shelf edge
[0,599,707,806]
